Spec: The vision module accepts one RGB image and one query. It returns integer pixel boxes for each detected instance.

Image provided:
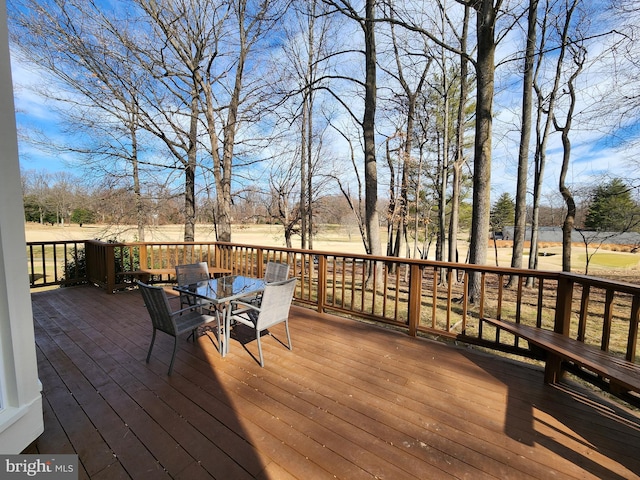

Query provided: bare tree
[322,0,382,260]
[199,0,287,242]
[526,0,580,277]
[48,172,78,226]
[380,0,503,300]
[132,0,228,242]
[510,0,538,282]
[267,156,301,248]
[328,124,369,253]
[466,0,503,301]
[448,2,472,275]
[527,0,561,283]
[555,41,585,272]
[378,15,432,260]
[10,0,150,239]
[279,0,335,249]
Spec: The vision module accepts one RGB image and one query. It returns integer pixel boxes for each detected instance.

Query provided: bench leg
[544,353,564,384]
[609,380,627,396]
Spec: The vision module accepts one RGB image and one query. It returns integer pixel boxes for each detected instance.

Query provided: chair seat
[175,310,217,336]
[232,308,258,327]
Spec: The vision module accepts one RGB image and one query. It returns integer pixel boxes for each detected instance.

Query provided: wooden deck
[26,285,640,479]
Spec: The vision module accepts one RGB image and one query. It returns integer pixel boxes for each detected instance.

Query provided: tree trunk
[130,120,146,242]
[468,0,498,302]
[510,0,538,282]
[557,50,584,272]
[363,0,381,258]
[183,91,198,242]
[300,94,308,249]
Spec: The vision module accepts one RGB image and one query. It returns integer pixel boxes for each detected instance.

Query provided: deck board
[26,285,640,479]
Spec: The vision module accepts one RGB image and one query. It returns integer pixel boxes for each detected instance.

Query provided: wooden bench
[126,266,232,284]
[482,317,640,399]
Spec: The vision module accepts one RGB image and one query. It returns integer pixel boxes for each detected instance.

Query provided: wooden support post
[105,243,116,294]
[408,264,422,337]
[138,244,148,270]
[257,249,265,278]
[554,276,574,336]
[549,275,575,382]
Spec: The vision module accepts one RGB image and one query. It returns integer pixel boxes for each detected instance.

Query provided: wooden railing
[27,239,640,401]
[216,242,638,364]
[84,240,222,293]
[26,240,86,288]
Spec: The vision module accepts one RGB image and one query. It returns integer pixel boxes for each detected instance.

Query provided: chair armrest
[170,305,207,316]
[230,300,261,316]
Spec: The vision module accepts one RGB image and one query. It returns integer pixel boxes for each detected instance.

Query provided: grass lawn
[579,252,640,268]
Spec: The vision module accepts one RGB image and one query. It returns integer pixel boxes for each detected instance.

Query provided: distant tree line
[21,167,371,234]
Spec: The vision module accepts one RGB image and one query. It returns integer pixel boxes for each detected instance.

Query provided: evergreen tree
[490,193,515,234]
[585,178,640,232]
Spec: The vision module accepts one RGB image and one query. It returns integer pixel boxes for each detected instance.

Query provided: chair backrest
[137,281,177,336]
[175,262,209,286]
[255,278,297,330]
[264,261,290,283]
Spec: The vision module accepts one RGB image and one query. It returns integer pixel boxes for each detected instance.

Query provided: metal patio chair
[175,262,211,310]
[138,281,218,375]
[251,261,290,305]
[264,261,290,283]
[228,277,297,367]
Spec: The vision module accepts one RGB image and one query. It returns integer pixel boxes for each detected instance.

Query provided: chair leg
[168,337,179,375]
[285,320,292,350]
[146,329,157,363]
[257,330,264,367]
[215,312,222,353]
[187,328,196,342]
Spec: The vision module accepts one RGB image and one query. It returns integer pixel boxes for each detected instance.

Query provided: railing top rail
[562,272,640,295]
[27,240,85,246]
[83,240,220,247]
[214,241,563,279]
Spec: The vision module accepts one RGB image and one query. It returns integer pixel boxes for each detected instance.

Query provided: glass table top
[174,275,265,303]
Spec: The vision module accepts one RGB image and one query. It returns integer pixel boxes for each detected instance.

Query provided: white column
[0,1,44,453]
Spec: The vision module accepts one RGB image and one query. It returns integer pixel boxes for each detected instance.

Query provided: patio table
[174,275,265,356]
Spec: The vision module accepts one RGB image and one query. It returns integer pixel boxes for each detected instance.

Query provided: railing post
[138,243,148,270]
[84,241,95,286]
[213,243,221,268]
[408,264,422,337]
[547,274,574,383]
[317,255,327,313]
[256,249,264,278]
[554,275,574,336]
[105,243,116,294]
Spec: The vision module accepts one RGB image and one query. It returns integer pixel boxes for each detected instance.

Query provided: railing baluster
[602,289,615,352]
[627,295,639,362]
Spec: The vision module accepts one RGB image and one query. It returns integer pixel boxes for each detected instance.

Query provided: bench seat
[125,266,232,283]
[482,317,640,396]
